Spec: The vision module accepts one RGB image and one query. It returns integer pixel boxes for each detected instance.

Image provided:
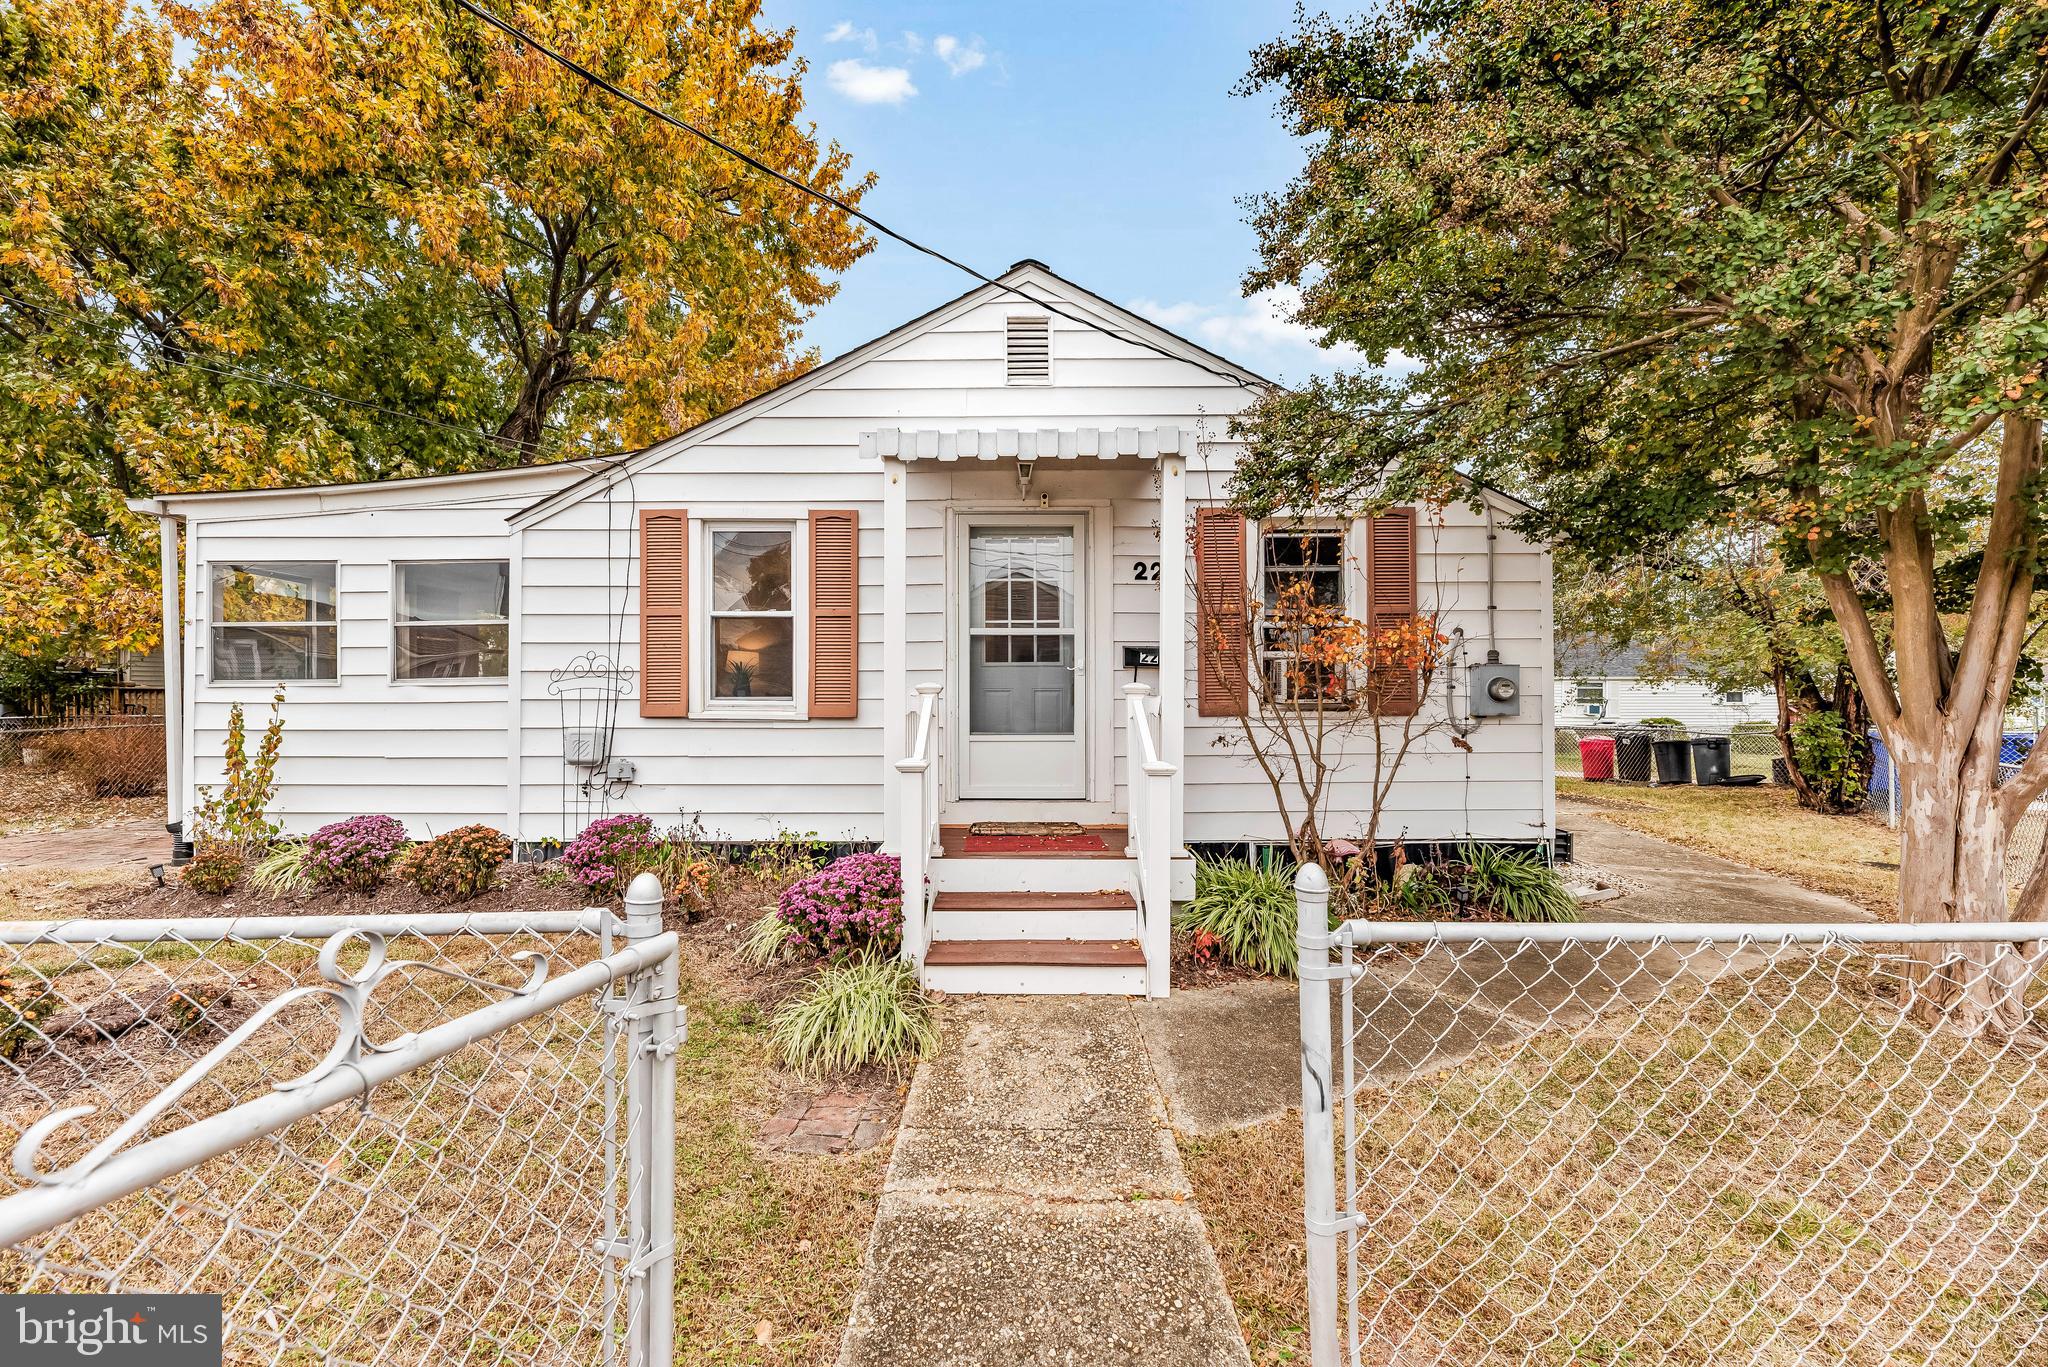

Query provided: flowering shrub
[182,840,246,896]
[560,814,657,895]
[305,814,409,893]
[776,852,903,957]
[399,824,513,901]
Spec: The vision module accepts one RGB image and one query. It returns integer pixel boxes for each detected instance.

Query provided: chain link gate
[1,876,680,1367]
[1295,865,2048,1365]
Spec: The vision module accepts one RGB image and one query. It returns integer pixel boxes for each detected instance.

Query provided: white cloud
[901,30,924,55]
[827,59,918,106]
[932,34,987,77]
[1129,287,1390,377]
[823,21,877,52]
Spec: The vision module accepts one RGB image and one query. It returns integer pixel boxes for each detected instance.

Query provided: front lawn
[1560,778,1902,914]
[1185,951,2048,1366]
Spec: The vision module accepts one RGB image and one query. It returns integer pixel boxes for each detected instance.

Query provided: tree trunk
[1893,748,2032,1035]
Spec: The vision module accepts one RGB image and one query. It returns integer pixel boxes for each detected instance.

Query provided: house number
[1131,560,1162,582]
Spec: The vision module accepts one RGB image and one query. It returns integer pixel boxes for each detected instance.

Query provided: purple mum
[777,852,903,957]
[561,814,657,894]
[305,814,409,893]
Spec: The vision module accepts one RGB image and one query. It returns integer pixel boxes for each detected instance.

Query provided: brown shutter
[808,509,860,719]
[1194,507,1249,717]
[639,510,688,718]
[1366,506,1420,716]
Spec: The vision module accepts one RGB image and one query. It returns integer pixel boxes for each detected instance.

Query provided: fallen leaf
[754,1320,774,1346]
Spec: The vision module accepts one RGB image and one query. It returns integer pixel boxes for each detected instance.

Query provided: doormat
[963,822,1109,854]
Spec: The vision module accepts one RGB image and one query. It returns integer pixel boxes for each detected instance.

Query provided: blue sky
[763,1,1365,382]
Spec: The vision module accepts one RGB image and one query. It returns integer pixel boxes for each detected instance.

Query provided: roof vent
[1006,315,1051,385]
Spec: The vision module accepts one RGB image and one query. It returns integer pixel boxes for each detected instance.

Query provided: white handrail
[1124,683,1176,997]
[895,683,943,970]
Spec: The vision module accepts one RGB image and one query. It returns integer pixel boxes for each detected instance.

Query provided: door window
[967,529,1076,735]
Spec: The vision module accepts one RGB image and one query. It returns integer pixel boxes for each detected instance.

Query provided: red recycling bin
[1579,735,1616,781]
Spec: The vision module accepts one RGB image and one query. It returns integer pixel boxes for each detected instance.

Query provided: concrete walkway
[836,997,1252,1367]
[0,820,167,871]
[1139,802,1874,1135]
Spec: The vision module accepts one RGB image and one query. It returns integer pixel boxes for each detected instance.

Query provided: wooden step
[938,824,1129,859]
[924,938,1146,968]
[931,890,1137,912]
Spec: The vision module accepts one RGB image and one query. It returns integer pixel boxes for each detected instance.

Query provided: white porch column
[880,454,909,851]
[156,512,186,854]
[1157,453,1187,851]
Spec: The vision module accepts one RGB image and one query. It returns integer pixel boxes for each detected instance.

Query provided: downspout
[146,505,191,861]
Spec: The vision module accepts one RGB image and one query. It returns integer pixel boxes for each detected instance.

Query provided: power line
[448,0,1264,393]
[0,288,621,463]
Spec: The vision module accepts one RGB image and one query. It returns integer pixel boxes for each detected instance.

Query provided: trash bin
[1652,737,1692,785]
[1579,735,1616,781]
[1691,736,1731,786]
[1770,756,1790,786]
[1614,728,1654,782]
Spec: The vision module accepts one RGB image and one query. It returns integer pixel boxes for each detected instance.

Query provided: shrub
[193,689,285,846]
[182,840,246,895]
[399,824,513,901]
[0,965,56,1060]
[776,852,903,957]
[560,814,658,895]
[305,814,409,893]
[45,726,164,798]
[249,841,315,898]
[1179,855,1299,977]
[745,829,829,882]
[1639,716,1686,731]
[769,954,938,1078]
[1456,843,1580,923]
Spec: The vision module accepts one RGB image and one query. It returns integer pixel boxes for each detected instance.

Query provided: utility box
[1468,661,1523,718]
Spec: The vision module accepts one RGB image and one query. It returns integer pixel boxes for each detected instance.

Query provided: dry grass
[1561,778,1902,914]
[0,902,887,1365]
[1186,954,2048,1365]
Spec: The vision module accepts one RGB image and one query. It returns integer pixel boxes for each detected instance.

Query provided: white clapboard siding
[167,265,1557,847]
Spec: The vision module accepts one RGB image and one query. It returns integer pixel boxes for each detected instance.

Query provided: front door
[957,516,1087,799]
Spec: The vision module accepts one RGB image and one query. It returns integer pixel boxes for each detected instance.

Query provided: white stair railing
[1123,683,1177,997]
[895,683,943,969]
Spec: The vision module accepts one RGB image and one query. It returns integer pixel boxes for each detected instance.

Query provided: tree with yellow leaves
[0,0,870,666]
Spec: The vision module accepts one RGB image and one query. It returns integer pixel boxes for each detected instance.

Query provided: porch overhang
[859,426,1191,462]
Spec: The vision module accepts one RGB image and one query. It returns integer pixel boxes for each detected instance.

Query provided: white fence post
[1295,862,1340,1367]
[621,873,679,1367]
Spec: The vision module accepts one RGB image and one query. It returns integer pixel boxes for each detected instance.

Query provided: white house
[1554,643,1772,731]
[130,262,1557,996]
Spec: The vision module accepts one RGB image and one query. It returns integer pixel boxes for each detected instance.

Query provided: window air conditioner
[1583,702,1606,718]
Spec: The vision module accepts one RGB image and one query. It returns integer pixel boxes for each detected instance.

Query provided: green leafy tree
[1236,0,2048,1031]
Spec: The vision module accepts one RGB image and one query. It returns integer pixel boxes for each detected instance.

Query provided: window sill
[692,700,805,722]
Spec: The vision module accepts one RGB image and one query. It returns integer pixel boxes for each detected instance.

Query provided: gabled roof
[507,260,1277,528]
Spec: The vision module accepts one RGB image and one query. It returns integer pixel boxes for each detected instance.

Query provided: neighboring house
[129,261,1556,996]
[1555,642,1771,731]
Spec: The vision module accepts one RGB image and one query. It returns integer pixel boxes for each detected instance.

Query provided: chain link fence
[1,893,680,1366]
[1295,881,2048,1366]
[0,715,166,809]
[1555,722,1783,784]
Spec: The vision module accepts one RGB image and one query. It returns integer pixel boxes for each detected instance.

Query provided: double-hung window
[394,561,509,680]
[209,562,337,682]
[707,525,796,702]
[1575,681,1608,705]
[1257,525,1348,703]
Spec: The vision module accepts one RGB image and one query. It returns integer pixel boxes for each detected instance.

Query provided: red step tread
[924,939,1146,968]
[931,891,1137,912]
